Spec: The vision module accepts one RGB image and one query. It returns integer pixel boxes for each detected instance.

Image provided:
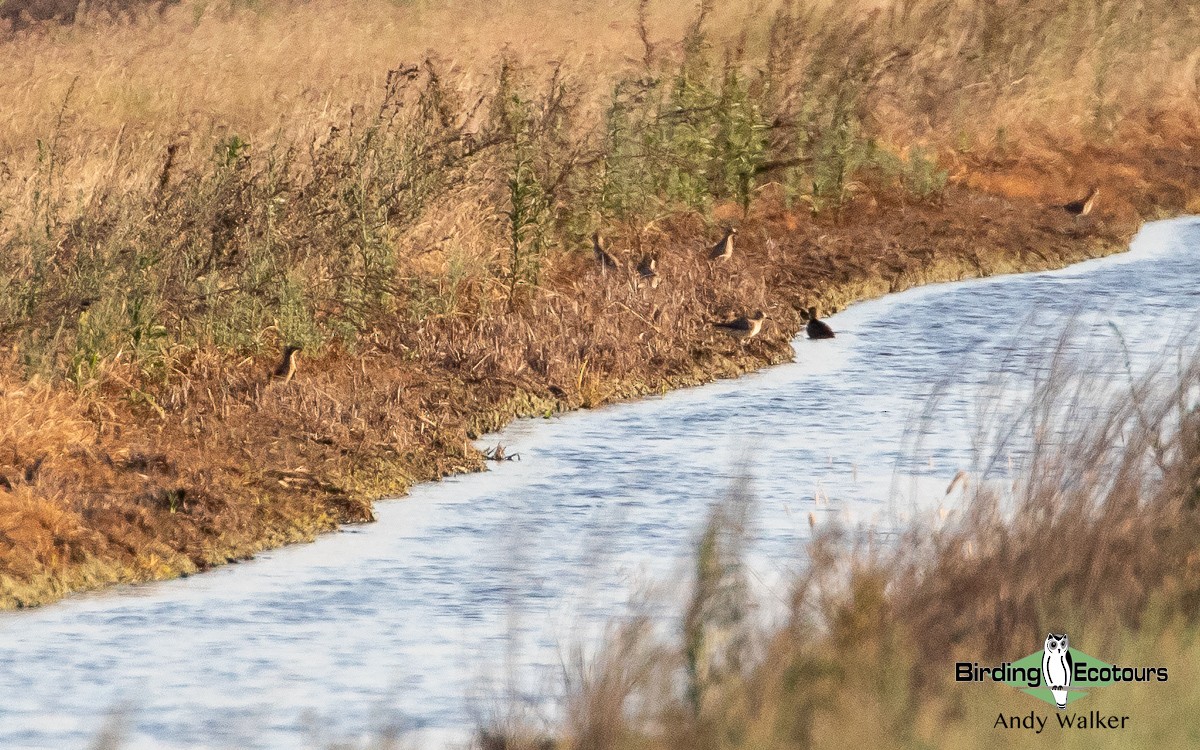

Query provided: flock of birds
[593,223,836,348]
[591,184,1100,349]
[269,187,1099,382]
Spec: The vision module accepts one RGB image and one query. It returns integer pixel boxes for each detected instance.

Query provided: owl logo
[1041,633,1073,709]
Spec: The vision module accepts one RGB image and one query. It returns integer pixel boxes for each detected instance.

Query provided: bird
[592,232,619,271]
[708,227,738,262]
[713,310,766,343]
[1062,186,1099,218]
[802,307,835,339]
[272,345,302,383]
[636,255,660,289]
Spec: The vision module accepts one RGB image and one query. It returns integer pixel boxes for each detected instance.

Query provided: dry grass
[527,344,1200,750]
[0,0,1199,606]
[0,0,713,154]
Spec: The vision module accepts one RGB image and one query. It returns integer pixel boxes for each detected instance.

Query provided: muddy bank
[0,175,1140,609]
[8,0,1200,609]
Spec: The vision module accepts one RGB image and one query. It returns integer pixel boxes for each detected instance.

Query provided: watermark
[954,633,1168,732]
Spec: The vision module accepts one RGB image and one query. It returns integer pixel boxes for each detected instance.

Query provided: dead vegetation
[509,344,1200,750]
[0,0,1198,606]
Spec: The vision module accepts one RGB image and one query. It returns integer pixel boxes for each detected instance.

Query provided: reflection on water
[0,219,1197,749]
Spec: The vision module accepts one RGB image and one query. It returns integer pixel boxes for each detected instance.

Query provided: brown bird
[708,227,738,262]
[272,345,302,383]
[713,310,766,343]
[592,232,619,271]
[636,255,660,289]
[1062,186,1099,218]
[802,307,835,339]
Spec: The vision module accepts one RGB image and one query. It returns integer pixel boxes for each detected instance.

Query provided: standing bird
[636,255,660,289]
[713,310,766,343]
[592,232,619,271]
[708,227,738,262]
[273,345,302,384]
[802,307,835,339]
[1062,186,1099,219]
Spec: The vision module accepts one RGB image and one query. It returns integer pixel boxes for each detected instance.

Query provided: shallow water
[1,219,1198,749]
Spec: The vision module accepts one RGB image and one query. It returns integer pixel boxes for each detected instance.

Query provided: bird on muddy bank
[636,254,660,289]
[592,232,620,271]
[713,310,766,343]
[709,226,738,262]
[801,307,835,339]
[1062,186,1099,219]
[272,345,302,383]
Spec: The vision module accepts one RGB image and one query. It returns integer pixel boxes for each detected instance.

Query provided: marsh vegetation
[484,341,1200,749]
[0,0,1198,605]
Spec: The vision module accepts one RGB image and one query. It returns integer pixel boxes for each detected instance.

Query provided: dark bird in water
[713,310,766,343]
[1062,186,1099,218]
[592,232,619,271]
[636,255,660,289]
[802,307,835,339]
[709,226,738,262]
[273,345,302,383]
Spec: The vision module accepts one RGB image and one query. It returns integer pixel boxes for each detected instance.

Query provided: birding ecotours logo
[955,633,1168,731]
[1041,632,1072,709]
